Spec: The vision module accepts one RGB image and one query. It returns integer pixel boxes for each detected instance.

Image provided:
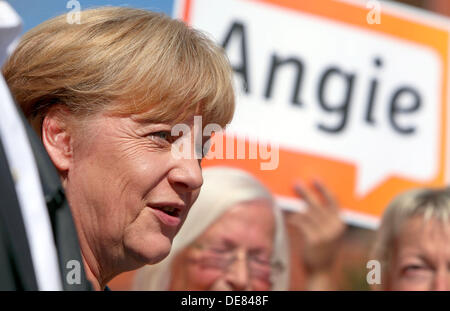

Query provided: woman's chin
[124,234,172,266]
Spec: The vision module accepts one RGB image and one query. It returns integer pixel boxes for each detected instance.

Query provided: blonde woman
[371,187,450,290]
[3,7,235,290]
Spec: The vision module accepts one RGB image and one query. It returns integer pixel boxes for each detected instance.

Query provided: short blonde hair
[371,187,450,282]
[3,7,235,134]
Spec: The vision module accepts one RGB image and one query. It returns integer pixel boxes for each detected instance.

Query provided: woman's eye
[402,264,431,278]
[148,131,172,143]
[210,247,230,255]
[252,257,271,265]
[404,265,422,271]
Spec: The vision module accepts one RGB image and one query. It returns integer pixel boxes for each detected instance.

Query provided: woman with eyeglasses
[133,166,290,290]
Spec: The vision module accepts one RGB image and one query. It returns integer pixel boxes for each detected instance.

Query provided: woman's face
[64,111,204,274]
[387,215,450,291]
[170,200,276,291]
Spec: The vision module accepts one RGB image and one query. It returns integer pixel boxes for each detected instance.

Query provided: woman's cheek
[391,268,429,291]
[251,279,271,291]
[398,278,430,291]
[189,268,223,290]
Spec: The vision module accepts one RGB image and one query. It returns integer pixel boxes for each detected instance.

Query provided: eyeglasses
[188,242,284,284]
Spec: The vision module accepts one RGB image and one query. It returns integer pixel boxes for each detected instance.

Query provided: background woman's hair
[371,187,450,285]
[133,166,291,291]
[2,7,235,134]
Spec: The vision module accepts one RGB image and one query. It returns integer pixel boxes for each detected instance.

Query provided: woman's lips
[148,204,183,227]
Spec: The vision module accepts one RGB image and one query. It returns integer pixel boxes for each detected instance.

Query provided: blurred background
[6,0,173,32]
[5,0,450,290]
[7,0,450,34]
[6,0,450,34]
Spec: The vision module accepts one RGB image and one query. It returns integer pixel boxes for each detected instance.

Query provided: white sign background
[175,0,443,199]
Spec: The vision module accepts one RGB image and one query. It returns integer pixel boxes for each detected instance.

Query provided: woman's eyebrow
[130,113,165,125]
[399,251,434,267]
[218,238,237,249]
[133,119,173,130]
[132,117,160,125]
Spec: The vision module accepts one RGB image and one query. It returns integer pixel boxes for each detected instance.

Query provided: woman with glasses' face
[169,199,277,290]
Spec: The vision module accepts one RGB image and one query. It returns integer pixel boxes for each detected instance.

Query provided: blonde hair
[371,187,450,284]
[2,7,235,134]
[133,166,290,291]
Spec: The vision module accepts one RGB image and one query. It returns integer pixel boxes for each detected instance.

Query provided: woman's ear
[41,107,73,172]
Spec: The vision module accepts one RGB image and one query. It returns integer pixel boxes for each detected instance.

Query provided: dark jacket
[0,105,92,290]
[0,2,91,290]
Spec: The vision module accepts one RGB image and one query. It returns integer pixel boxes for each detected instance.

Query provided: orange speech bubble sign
[180,0,449,227]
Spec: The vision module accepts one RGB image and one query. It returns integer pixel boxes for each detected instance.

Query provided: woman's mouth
[148,203,184,227]
[157,206,180,217]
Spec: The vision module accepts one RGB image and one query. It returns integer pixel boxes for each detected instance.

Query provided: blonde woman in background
[371,187,450,291]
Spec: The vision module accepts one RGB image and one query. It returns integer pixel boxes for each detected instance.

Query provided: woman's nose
[169,158,203,193]
[432,268,449,291]
[225,250,250,291]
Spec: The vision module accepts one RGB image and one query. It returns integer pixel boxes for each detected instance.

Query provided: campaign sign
[174,0,450,228]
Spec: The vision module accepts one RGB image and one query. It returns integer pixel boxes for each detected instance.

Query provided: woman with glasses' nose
[133,167,290,291]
